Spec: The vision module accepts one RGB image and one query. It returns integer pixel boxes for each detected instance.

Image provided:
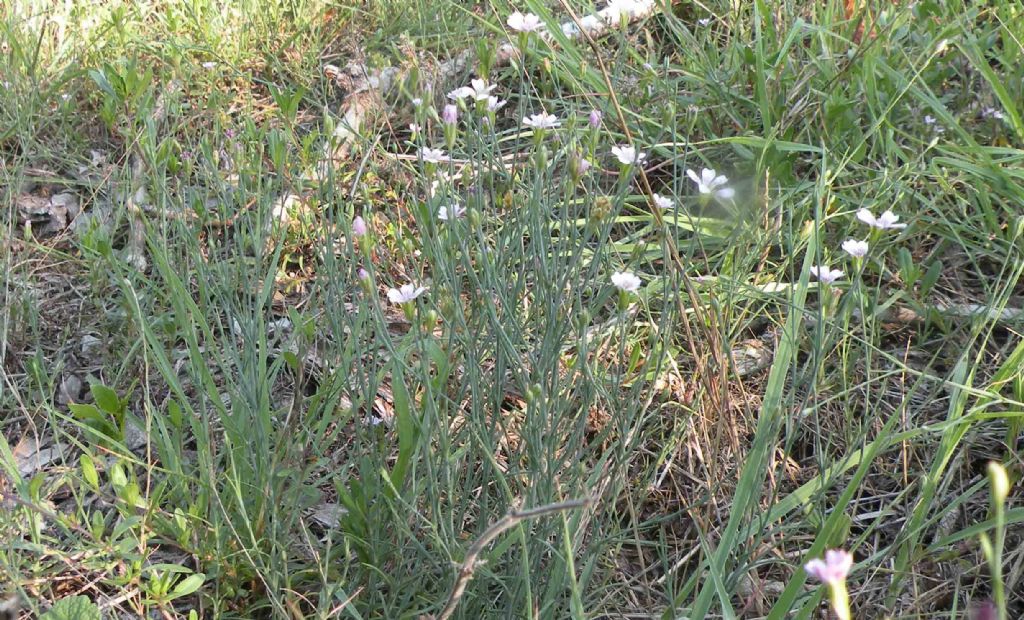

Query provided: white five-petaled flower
[387,283,428,304]
[686,168,735,199]
[448,78,496,102]
[810,265,845,284]
[522,112,561,130]
[611,145,647,166]
[507,11,544,32]
[437,204,466,221]
[841,239,869,258]
[420,147,448,163]
[486,96,506,112]
[411,97,423,107]
[804,549,854,586]
[697,17,712,26]
[611,271,642,293]
[652,194,674,210]
[856,208,907,230]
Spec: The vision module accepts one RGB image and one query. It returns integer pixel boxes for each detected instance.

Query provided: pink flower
[589,109,602,129]
[804,549,853,586]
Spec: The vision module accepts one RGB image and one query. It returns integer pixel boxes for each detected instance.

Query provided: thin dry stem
[428,498,591,620]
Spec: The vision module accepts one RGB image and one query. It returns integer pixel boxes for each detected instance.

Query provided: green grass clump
[2,0,1024,618]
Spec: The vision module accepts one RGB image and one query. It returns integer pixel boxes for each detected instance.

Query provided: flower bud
[591,195,612,224]
[588,109,602,129]
[422,309,439,330]
[570,154,592,184]
[442,104,458,126]
[352,215,367,236]
[989,462,1011,505]
[357,268,373,293]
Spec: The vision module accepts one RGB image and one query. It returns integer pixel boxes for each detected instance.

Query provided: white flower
[201,61,217,69]
[810,265,844,284]
[387,283,428,304]
[420,147,448,163]
[697,17,712,26]
[804,549,853,586]
[603,0,654,20]
[522,112,561,129]
[841,239,869,258]
[611,145,647,165]
[924,115,945,133]
[652,194,674,210]
[982,106,1006,121]
[856,208,907,230]
[563,13,603,36]
[507,11,544,32]
[686,168,735,199]
[486,96,506,112]
[438,204,466,221]
[411,97,423,107]
[409,123,421,133]
[448,78,496,102]
[611,271,642,292]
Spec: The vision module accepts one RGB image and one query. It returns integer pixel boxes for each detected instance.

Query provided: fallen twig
[427,497,591,620]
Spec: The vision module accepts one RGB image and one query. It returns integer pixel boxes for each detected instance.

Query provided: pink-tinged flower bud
[442,104,458,126]
[352,215,368,236]
[358,268,369,280]
[804,549,853,585]
[972,601,997,620]
[588,109,602,129]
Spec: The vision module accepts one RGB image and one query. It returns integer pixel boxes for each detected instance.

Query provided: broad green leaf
[40,596,101,620]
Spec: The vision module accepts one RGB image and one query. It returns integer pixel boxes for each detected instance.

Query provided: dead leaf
[12,435,64,477]
[15,191,80,236]
[309,502,347,528]
[58,373,83,405]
